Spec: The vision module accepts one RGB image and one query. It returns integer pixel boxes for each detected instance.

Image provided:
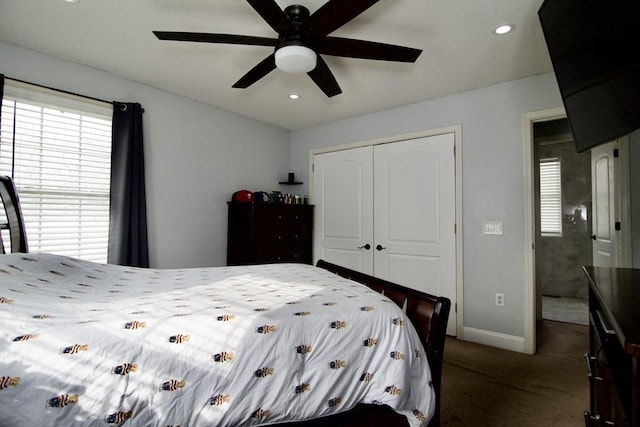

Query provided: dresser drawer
[594,358,628,426]
[589,310,631,426]
[255,227,308,245]
[255,206,311,231]
[254,245,309,263]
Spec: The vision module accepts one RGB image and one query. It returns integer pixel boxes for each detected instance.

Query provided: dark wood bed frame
[274,259,451,427]
[0,175,29,254]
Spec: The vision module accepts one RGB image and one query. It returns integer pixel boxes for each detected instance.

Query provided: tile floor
[542,295,588,325]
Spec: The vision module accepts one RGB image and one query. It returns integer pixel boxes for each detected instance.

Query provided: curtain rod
[4,76,144,112]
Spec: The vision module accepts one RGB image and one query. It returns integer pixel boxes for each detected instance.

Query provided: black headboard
[0,175,28,254]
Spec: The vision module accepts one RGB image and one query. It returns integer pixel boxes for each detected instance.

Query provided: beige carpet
[440,320,589,426]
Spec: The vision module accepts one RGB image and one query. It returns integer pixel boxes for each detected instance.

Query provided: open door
[590,137,632,267]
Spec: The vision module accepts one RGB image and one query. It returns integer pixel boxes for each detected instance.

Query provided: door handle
[590,234,596,240]
[358,244,371,250]
[376,244,386,251]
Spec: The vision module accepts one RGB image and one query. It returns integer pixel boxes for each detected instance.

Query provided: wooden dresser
[584,266,640,426]
[227,202,313,266]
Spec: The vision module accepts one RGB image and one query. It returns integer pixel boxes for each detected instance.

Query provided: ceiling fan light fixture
[153,1,422,96]
[275,45,317,74]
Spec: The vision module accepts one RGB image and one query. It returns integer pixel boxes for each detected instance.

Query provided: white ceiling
[0,0,553,130]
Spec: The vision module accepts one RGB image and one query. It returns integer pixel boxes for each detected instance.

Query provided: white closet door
[374,134,456,333]
[313,134,457,335]
[313,147,374,273]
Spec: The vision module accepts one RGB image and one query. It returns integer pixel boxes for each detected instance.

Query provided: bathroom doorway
[533,118,591,326]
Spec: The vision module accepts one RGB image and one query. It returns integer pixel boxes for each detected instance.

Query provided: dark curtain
[108,102,149,267]
[0,74,4,139]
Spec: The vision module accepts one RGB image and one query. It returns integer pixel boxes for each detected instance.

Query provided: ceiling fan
[153,0,422,97]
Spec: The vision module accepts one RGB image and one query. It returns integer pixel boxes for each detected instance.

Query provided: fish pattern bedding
[0,253,434,427]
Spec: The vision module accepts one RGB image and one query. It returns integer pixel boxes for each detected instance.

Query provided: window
[539,157,562,236]
[1,82,112,262]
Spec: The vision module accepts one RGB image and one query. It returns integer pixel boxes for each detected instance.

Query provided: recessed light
[64,0,80,3]
[289,94,300,100]
[493,24,514,35]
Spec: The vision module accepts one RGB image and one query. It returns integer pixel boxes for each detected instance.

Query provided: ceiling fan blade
[319,37,422,62]
[153,31,278,47]
[232,54,277,89]
[303,0,380,37]
[247,0,293,33]
[307,56,342,97]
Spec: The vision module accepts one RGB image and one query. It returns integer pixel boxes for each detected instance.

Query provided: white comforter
[0,253,434,426]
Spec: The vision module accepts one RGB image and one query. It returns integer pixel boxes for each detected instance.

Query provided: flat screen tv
[538,0,640,152]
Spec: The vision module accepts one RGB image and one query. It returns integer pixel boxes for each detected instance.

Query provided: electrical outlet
[495,293,504,307]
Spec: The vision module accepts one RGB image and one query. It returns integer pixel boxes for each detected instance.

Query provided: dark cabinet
[583,266,640,426]
[227,202,313,265]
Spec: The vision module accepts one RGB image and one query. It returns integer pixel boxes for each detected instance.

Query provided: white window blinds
[539,158,562,236]
[0,84,112,262]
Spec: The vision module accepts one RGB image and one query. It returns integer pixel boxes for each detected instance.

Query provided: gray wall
[0,42,290,268]
[289,73,563,339]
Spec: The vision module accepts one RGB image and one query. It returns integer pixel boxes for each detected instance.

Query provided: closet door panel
[385,254,440,293]
[374,134,456,333]
[313,147,374,274]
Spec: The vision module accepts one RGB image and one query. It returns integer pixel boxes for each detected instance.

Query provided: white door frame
[308,125,464,338]
[616,136,633,268]
[522,106,566,355]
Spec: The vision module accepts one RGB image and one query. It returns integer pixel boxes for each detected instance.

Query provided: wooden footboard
[274,260,451,427]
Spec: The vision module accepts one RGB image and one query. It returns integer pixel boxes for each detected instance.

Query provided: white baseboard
[461,327,527,353]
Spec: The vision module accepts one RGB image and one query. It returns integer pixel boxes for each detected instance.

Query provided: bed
[0,176,450,427]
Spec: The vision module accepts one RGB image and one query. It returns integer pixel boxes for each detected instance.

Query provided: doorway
[533,119,591,327]
[523,108,632,354]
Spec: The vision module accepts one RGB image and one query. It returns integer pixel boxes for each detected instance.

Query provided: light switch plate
[482,220,503,235]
